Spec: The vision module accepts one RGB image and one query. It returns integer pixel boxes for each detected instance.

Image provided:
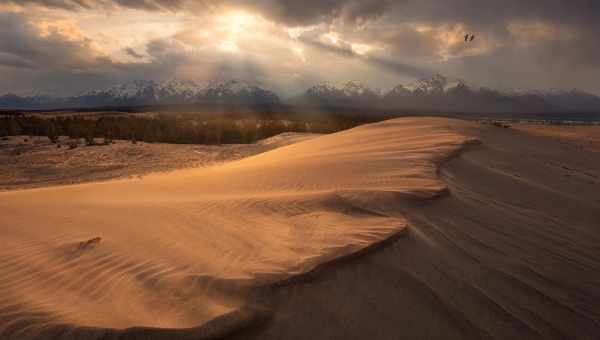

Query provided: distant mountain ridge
[2,75,600,113]
[292,74,600,113]
[0,79,280,109]
[290,81,381,109]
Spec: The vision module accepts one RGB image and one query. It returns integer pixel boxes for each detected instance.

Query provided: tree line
[0,114,359,145]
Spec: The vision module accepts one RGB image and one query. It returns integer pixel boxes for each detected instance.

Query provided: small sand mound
[77,237,102,251]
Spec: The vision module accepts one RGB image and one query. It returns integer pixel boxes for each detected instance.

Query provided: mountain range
[0,80,280,110]
[2,75,600,113]
[291,75,600,113]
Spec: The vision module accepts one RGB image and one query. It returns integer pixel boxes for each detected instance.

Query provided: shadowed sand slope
[227,122,600,340]
[0,118,472,339]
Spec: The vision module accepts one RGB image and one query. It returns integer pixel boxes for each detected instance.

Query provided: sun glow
[218,11,258,35]
[211,10,263,54]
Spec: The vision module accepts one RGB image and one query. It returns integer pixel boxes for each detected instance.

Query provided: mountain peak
[305,81,379,98]
[206,80,263,95]
[336,81,379,97]
[405,74,466,94]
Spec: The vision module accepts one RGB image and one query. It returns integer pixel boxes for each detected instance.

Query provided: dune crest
[0,118,473,338]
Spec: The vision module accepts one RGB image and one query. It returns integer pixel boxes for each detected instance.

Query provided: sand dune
[0,118,472,339]
[228,121,600,340]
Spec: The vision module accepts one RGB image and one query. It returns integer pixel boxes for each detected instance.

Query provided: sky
[1,0,600,97]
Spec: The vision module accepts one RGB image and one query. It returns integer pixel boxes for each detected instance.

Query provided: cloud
[0,11,177,95]
[2,0,600,95]
[0,52,34,68]
[298,34,430,78]
[231,0,389,26]
[7,0,186,11]
[8,0,91,11]
[124,47,144,59]
[6,0,389,25]
[0,12,98,70]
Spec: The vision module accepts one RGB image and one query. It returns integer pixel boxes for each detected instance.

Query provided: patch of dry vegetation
[0,133,319,190]
[0,113,356,145]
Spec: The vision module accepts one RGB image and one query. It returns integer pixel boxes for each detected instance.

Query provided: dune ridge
[0,118,474,339]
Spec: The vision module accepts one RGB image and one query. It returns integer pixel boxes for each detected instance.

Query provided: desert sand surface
[512,123,600,152]
[0,132,319,191]
[227,120,600,340]
[0,118,474,339]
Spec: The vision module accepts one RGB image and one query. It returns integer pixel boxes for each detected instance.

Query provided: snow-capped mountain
[304,81,379,97]
[85,80,158,98]
[290,74,600,113]
[73,80,161,106]
[292,81,381,108]
[404,74,466,95]
[0,79,280,109]
[203,80,280,105]
[72,79,208,106]
[382,74,559,113]
[160,78,206,100]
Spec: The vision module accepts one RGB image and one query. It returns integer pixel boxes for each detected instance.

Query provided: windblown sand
[512,123,600,151]
[0,118,472,339]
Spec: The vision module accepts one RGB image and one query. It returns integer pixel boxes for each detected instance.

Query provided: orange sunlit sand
[0,118,472,334]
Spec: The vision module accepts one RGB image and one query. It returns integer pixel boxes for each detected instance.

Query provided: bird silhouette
[464,34,469,42]
[470,34,475,42]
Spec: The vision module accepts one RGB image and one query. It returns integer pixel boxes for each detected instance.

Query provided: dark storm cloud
[386,0,600,27]
[349,0,600,93]
[375,0,600,62]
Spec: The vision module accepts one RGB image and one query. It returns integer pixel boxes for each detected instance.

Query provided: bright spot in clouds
[287,26,318,39]
[218,11,259,35]
[292,46,305,61]
[322,32,340,45]
[352,43,373,55]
